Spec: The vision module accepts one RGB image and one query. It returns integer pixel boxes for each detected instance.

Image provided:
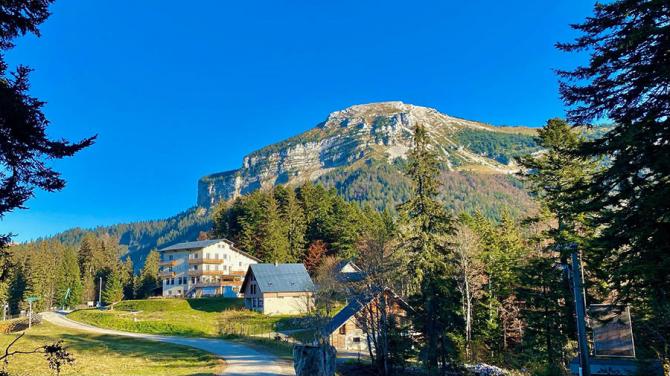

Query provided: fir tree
[55,247,82,309]
[259,192,290,262]
[517,253,569,370]
[136,250,160,299]
[121,257,134,300]
[276,187,307,262]
[101,268,123,309]
[557,0,670,355]
[398,124,461,373]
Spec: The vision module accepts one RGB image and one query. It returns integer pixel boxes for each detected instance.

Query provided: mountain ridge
[198,101,540,207]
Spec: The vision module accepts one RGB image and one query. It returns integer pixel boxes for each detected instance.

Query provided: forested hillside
[52,208,211,268]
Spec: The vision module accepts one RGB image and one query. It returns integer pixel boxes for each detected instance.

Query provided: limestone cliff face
[197,101,537,207]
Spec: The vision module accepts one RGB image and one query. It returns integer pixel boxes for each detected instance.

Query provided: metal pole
[98,276,103,307]
[28,300,32,329]
[572,251,591,376]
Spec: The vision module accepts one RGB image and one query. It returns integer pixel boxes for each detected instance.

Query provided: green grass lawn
[0,322,223,376]
[68,297,309,338]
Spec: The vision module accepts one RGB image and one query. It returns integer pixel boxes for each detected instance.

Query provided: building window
[168,255,173,261]
[353,337,361,343]
[339,326,346,335]
[206,253,210,259]
[258,298,263,307]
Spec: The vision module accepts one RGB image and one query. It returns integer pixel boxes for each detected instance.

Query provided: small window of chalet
[353,337,361,343]
[339,326,346,335]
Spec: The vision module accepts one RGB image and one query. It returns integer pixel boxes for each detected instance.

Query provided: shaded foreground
[0,321,223,376]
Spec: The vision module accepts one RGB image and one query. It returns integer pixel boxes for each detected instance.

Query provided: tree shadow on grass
[186,297,244,313]
[25,332,222,374]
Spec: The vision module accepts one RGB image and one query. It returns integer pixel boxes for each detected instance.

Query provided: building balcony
[188,258,224,265]
[188,270,244,278]
[158,271,176,278]
[194,281,242,288]
[159,260,177,267]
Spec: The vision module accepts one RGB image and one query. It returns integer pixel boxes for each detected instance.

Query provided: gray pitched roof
[324,294,372,335]
[157,238,260,261]
[243,263,314,293]
[324,289,414,335]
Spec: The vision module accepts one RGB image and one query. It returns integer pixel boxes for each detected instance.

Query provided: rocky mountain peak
[197,103,540,207]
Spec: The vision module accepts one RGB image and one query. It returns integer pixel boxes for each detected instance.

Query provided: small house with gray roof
[325,289,413,352]
[241,263,315,315]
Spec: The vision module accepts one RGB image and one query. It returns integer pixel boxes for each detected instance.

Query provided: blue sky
[1,1,593,242]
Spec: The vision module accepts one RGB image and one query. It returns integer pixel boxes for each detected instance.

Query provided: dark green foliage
[317,158,537,220]
[55,247,83,309]
[399,125,462,373]
[557,0,670,360]
[517,254,570,367]
[135,250,160,299]
[258,191,291,262]
[454,129,540,164]
[0,0,95,249]
[212,183,380,262]
[102,268,124,307]
[121,257,134,300]
[54,207,211,271]
[517,118,599,252]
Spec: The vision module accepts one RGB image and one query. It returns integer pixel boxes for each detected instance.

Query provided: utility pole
[28,300,32,328]
[3,303,7,321]
[98,276,103,307]
[572,251,591,376]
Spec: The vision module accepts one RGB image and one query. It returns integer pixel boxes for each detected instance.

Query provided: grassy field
[0,321,223,376]
[68,297,309,338]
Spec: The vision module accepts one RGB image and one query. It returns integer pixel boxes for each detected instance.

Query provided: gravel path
[41,312,295,376]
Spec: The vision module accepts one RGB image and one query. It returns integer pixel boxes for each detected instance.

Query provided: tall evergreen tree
[121,257,134,300]
[557,0,670,353]
[101,268,124,309]
[259,192,290,262]
[276,186,307,261]
[56,247,82,309]
[517,252,569,372]
[136,250,160,299]
[517,118,598,252]
[398,124,461,373]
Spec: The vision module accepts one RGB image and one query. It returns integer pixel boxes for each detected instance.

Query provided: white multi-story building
[158,239,259,298]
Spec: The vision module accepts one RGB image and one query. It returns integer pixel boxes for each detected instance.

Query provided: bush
[0,316,41,333]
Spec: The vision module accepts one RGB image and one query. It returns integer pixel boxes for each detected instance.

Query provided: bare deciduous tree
[453,224,487,360]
